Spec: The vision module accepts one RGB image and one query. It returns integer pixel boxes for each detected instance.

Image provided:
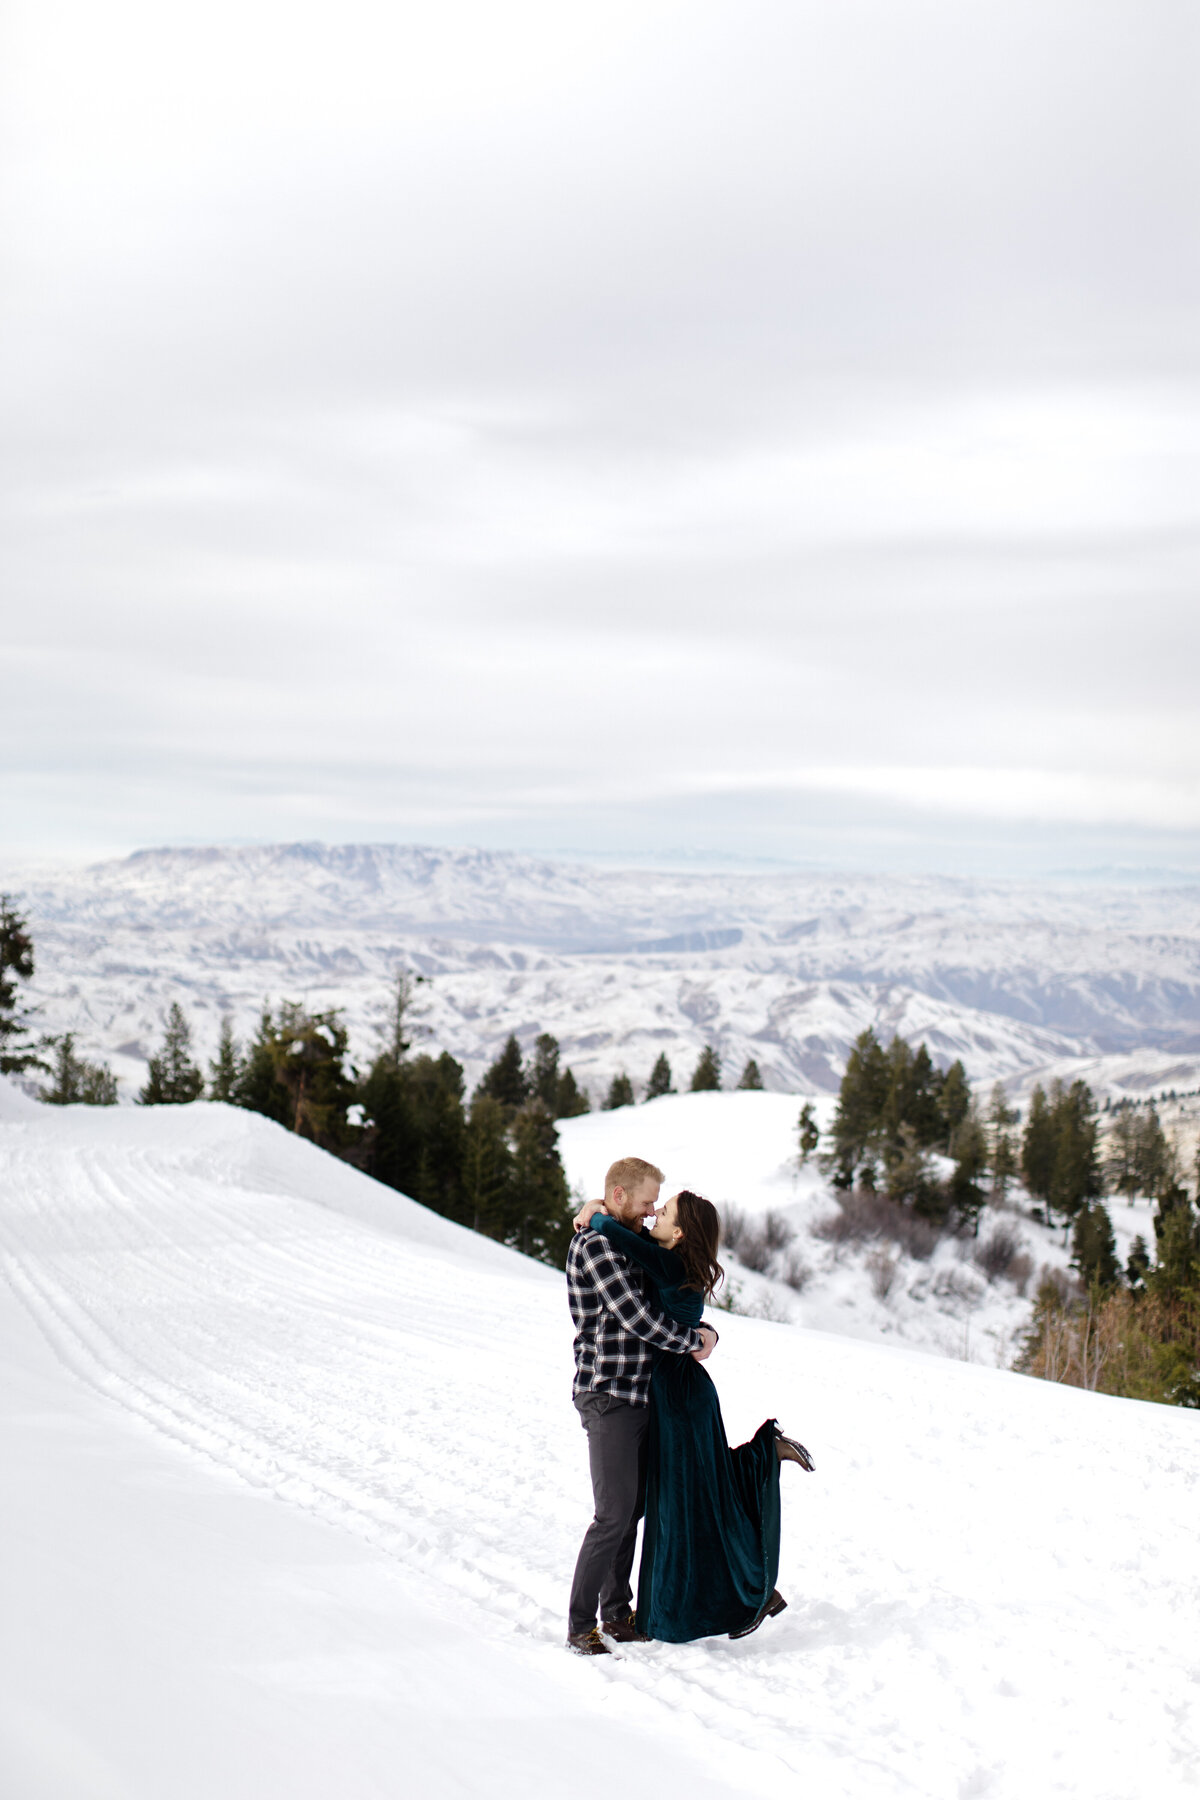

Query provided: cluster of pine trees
[1017,1084,1200,1406]
[602,1043,763,1108]
[821,1022,1200,1409]
[826,1028,989,1224]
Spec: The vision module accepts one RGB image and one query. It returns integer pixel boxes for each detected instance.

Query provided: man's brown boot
[602,1614,651,1644]
[566,1627,612,1656]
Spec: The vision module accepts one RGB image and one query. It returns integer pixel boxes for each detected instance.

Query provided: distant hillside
[7,842,1200,1101]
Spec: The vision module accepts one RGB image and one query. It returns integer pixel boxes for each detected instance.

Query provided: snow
[3,1096,1199,1797]
[7,842,1200,1104]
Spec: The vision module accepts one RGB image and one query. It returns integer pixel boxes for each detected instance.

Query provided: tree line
[827,1024,1200,1407]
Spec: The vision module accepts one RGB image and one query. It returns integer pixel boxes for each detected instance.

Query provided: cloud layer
[3,0,1198,869]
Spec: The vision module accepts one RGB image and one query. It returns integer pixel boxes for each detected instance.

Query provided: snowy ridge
[7,842,1200,1102]
[2,1097,1199,1797]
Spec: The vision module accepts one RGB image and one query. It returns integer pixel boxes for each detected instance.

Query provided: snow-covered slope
[2,1100,1198,1797]
[7,842,1200,1102]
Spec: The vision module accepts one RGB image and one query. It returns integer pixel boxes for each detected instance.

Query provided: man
[566,1154,717,1655]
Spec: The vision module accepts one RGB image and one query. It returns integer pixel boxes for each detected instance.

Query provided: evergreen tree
[139,1003,204,1105]
[231,1007,292,1126]
[828,1028,889,1188]
[39,1033,118,1105]
[1021,1084,1057,1207]
[477,1035,528,1112]
[1150,1190,1200,1298]
[986,1082,1019,1199]
[690,1044,722,1092]
[884,1122,943,1217]
[1048,1080,1102,1222]
[531,1033,561,1108]
[737,1058,764,1090]
[507,1099,573,1265]
[462,1093,514,1236]
[939,1061,971,1150]
[949,1103,989,1233]
[645,1052,675,1099]
[604,1072,635,1110]
[1070,1201,1121,1290]
[0,894,43,1075]
[264,1005,356,1149]
[554,1066,591,1117]
[797,1100,820,1165]
[1125,1233,1151,1291]
[207,1015,242,1102]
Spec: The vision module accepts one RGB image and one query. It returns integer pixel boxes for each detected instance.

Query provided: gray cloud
[2,0,1198,868]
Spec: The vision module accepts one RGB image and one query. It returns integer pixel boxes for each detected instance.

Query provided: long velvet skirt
[635,1352,781,1642]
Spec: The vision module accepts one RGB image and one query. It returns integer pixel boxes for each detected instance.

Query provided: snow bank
[2,1100,1199,1798]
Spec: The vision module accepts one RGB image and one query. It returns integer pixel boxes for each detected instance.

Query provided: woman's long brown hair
[673,1190,724,1298]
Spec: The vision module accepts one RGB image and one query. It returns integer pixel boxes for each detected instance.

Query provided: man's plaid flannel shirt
[567,1224,704,1406]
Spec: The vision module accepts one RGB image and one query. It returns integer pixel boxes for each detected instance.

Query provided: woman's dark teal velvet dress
[590,1214,782,1642]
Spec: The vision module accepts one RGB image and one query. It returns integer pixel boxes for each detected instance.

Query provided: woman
[576,1190,813,1643]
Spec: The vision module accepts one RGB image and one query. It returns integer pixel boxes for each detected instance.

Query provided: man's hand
[691,1326,718,1362]
[572,1197,608,1233]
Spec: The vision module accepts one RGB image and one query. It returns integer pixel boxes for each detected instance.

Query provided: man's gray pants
[568,1392,648,1637]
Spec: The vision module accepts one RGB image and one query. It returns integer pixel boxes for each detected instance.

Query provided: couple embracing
[566,1155,813,1655]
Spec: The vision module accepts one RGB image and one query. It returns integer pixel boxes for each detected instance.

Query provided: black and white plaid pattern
[567,1226,703,1406]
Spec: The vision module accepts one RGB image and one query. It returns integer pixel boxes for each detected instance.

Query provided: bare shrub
[780,1249,812,1292]
[719,1205,749,1255]
[1008,1252,1034,1297]
[974,1222,1024,1282]
[866,1247,899,1301]
[735,1223,773,1273]
[812,1188,941,1261]
[762,1210,795,1252]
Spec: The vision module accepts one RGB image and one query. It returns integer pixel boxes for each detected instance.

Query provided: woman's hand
[572,1197,608,1233]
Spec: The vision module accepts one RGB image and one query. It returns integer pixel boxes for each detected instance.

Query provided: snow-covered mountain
[4,1092,1199,1798]
[7,842,1200,1101]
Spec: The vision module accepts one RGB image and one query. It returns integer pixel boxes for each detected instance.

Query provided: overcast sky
[3,0,1198,875]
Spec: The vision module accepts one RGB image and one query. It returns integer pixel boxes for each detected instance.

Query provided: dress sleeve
[589,1213,683,1286]
[576,1233,702,1356]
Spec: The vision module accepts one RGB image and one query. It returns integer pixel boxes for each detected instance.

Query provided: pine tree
[231,1007,292,1126]
[139,1003,204,1105]
[1048,1080,1101,1222]
[737,1058,764,1090]
[554,1066,591,1117]
[797,1100,820,1165]
[884,1122,943,1216]
[690,1045,721,1092]
[1150,1190,1200,1297]
[462,1093,514,1236]
[645,1053,675,1099]
[263,1005,356,1149]
[477,1035,528,1112]
[939,1061,971,1150]
[1070,1200,1121,1290]
[986,1082,1019,1199]
[207,1015,242,1101]
[949,1103,989,1234]
[604,1072,635,1110]
[531,1033,561,1108]
[40,1033,118,1105]
[1021,1084,1056,1208]
[0,894,44,1075]
[508,1099,573,1265]
[828,1028,889,1188]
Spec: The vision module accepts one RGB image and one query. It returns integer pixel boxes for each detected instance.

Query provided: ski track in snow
[3,1102,1200,1798]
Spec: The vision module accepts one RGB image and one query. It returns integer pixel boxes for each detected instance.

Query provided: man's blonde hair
[604,1156,664,1198]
